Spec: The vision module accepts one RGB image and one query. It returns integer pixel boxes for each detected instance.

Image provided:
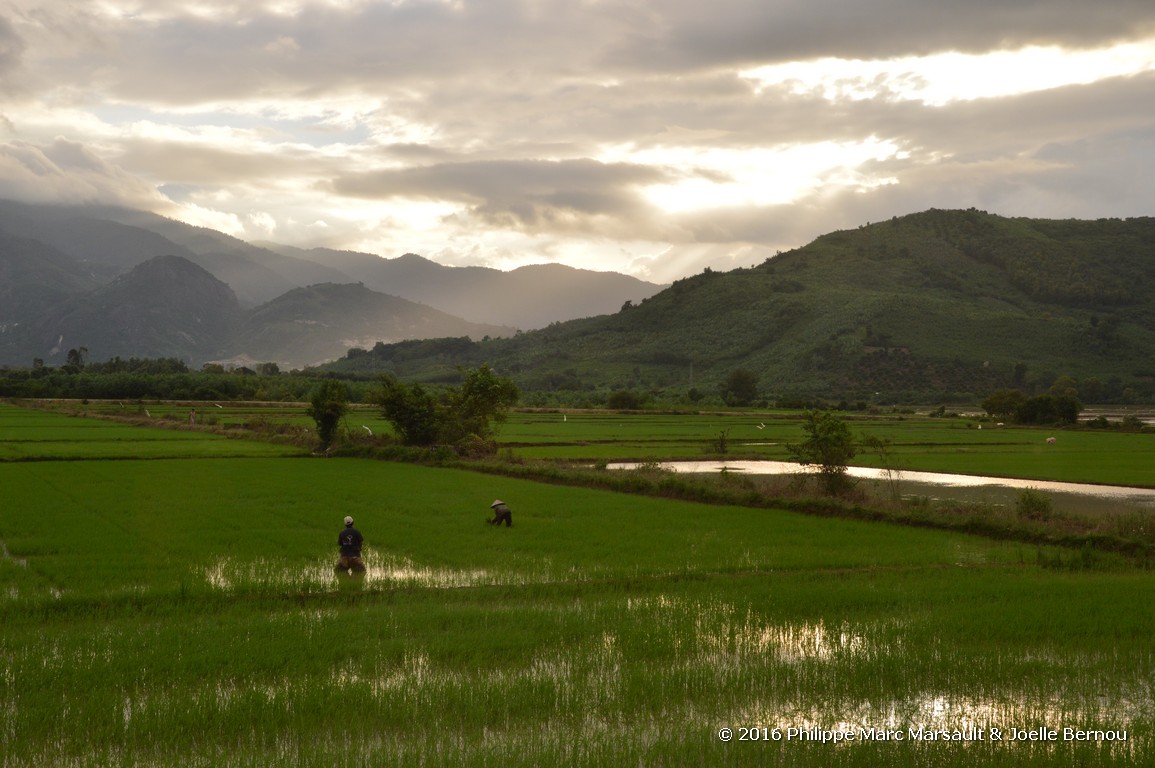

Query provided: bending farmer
[336,515,366,575]
[488,499,513,527]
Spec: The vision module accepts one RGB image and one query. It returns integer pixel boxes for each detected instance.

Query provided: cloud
[332,158,673,234]
[0,15,27,93]
[617,0,1155,70]
[0,138,168,208]
[1,1,1154,280]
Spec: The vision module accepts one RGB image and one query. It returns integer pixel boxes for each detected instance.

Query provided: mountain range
[321,209,1155,403]
[5,201,1154,403]
[0,200,665,368]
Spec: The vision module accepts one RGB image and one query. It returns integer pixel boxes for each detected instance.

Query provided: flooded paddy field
[1,403,1153,766]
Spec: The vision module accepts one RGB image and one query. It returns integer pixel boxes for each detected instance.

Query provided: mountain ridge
[0,198,665,367]
[320,209,1155,402]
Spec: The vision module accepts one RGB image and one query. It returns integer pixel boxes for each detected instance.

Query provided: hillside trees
[375,364,519,452]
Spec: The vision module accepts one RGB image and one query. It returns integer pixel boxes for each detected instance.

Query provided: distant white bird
[214,403,223,408]
[362,425,373,436]
[145,409,151,417]
[563,414,567,422]
[756,422,766,430]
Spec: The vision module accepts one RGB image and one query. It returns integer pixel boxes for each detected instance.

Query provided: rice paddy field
[2,402,1153,766]
[497,409,1155,488]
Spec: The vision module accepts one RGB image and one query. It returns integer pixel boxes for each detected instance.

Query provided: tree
[860,433,900,501]
[720,368,759,407]
[375,375,440,446]
[981,389,1025,420]
[64,346,89,373]
[1015,393,1082,425]
[440,364,520,443]
[375,365,519,451]
[788,410,857,495]
[607,390,645,410]
[306,379,350,451]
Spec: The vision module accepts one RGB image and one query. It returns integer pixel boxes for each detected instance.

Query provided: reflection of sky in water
[628,594,1145,754]
[203,554,539,592]
[610,461,1155,506]
[178,585,1148,756]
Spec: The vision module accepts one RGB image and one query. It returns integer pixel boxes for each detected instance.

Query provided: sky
[2,1,1155,283]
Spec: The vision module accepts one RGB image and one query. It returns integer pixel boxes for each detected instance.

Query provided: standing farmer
[336,515,366,575]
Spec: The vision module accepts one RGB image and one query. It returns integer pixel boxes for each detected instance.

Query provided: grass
[2,402,1153,766]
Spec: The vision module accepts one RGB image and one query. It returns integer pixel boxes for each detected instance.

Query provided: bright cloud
[742,36,1155,106]
[601,138,905,213]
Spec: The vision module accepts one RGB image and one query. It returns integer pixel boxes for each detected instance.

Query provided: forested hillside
[322,209,1155,403]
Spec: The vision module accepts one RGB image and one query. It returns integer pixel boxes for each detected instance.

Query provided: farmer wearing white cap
[336,515,366,575]
[488,499,513,527]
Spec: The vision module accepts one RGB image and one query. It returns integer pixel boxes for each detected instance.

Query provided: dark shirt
[338,527,363,556]
[490,503,512,524]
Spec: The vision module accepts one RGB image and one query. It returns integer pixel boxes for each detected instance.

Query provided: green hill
[321,209,1155,403]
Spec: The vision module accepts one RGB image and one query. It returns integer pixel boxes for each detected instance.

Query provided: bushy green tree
[981,388,1026,420]
[306,379,350,451]
[606,390,645,410]
[375,365,519,451]
[788,410,857,495]
[440,364,520,443]
[720,368,759,407]
[1016,393,1082,425]
[375,375,440,446]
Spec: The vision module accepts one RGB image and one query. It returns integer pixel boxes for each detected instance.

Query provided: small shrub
[1016,488,1053,521]
[1121,415,1144,432]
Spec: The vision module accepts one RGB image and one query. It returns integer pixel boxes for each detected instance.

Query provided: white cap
[491,499,504,507]
[343,515,354,526]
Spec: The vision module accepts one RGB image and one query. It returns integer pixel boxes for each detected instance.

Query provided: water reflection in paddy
[203,554,544,592]
[610,460,1155,508]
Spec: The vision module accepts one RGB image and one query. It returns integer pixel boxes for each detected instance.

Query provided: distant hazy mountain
[321,209,1155,402]
[0,198,669,367]
[0,230,98,322]
[232,282,515,368]
[0,200,200,282]
[0,230,101,361]
[263,245,667,329]
[0,200,666,328]
[29,254,244,362]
